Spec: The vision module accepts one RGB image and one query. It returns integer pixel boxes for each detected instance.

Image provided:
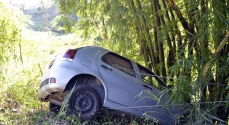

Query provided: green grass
[0,28,82,124]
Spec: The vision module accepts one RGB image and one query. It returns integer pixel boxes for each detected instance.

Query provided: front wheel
[65,85,101,121]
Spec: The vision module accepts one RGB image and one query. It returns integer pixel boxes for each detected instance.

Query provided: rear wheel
[65,85,101,121]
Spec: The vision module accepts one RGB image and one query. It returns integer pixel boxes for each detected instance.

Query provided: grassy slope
[0,1,84,124]
[0,29,84,124]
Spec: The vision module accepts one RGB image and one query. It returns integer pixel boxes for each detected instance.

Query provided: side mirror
[168,85,173,88]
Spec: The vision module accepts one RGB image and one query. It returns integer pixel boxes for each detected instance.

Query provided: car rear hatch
[40,48,83,89]
[48,48,83,69]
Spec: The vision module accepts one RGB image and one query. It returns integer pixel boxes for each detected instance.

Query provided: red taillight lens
[63,49,77,59]
[50,78,56,83]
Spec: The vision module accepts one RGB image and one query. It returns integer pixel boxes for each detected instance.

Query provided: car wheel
[65,85,101,121]
[49,103,61,114]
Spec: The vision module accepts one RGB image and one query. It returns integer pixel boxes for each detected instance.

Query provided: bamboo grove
[0,3,25,87]
[55,0,229,123]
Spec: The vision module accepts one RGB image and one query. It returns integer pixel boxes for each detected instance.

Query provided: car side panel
[71,47,108,88]
[73,47,146,117]
[70,47,110,105]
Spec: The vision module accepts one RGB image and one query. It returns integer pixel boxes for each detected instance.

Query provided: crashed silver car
[39,46,186,124]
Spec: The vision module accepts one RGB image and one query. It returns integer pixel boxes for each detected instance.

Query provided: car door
[135,64,174,122]
[96,52,142,107]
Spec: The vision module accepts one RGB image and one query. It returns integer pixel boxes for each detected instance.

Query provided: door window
[101,53,135,77]
[137,64,166,90]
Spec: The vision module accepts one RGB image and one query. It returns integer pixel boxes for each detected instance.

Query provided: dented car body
[39,46,186,125]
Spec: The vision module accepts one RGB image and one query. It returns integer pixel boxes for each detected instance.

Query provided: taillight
[50,77,56,83]
[63,49,77,59]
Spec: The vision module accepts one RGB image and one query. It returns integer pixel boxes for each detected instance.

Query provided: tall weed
[0,2,85,124]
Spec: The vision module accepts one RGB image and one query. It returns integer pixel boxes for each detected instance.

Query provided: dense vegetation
[55,0,229,124]
[0,0,229,124]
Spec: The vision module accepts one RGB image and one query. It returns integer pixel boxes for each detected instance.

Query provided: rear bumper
[38,64,83,100]
[38,66,69,100]
[39,82,63,99]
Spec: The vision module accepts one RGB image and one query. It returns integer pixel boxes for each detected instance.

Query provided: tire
[65,85,101,121]
[49,103,61,114]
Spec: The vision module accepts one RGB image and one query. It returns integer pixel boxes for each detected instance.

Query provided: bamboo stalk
[203,32,229,76]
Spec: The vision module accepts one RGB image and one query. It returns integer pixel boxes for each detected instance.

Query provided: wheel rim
[72,91,95,114]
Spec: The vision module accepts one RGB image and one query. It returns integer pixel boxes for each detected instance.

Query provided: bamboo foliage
[55,0,229,123]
